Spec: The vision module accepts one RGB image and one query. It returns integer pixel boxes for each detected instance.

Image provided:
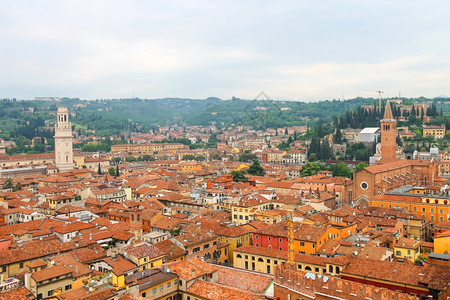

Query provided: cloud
[0,0,449,100]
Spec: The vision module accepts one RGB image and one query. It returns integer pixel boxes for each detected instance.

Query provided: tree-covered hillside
[1,96,449,154]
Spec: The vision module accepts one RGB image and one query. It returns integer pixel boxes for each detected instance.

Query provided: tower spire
[383,100,394,120]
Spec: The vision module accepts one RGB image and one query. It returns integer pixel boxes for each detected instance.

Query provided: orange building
[369,192,449,225]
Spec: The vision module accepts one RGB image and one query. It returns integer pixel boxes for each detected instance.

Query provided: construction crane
[363,89,384,113]
[287,213,295,265]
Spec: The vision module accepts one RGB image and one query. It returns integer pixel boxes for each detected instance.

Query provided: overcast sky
[1,1,450,101]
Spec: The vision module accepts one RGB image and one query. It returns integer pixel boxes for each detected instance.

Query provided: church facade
[353,101,440,203]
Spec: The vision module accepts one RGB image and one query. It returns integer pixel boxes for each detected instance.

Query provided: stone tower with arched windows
[380,100,397,160]
[55,107,74,172]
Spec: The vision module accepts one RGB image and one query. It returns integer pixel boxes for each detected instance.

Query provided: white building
[358,127,380,143]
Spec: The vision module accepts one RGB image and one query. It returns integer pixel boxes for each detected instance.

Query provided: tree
[328,162,352,178]
[111,157,122,165]
[194,155,205,162]
[108,167,115,176]
[97,163,102,175]
[238,152,257,163]
[125,156,137,162]
[181,154,195,161]
[141,155,155,161]
[210,153,222,161]
[354,162,368,173]
[115,165,120,177]
[247,160,265,176]
[3,178,13,190]
[231,170,248,182]
[334,127,342,144]
[301,162,325,177]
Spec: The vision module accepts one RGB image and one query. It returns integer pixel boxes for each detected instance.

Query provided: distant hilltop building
[34,97,61,102]
[54,107,74,172]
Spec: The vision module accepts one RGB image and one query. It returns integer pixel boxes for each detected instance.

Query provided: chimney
[402,242,405,247]
[307,234,311,240]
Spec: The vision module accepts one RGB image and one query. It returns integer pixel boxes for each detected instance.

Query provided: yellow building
[267,150,287,164]
[233,245,348,276]
[27,265,73,299]
[128,269,179,299]
[214,225,253,264]
[231,195,283,225]
[434,232,450,254]
[111,143,187,154]
[180,161,203,173]
[393,238,422,262]
[122,242,165,271]
[423,124,446,139]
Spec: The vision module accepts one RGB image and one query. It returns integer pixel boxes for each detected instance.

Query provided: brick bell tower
[380,100,397,160]
[55,107,74,172]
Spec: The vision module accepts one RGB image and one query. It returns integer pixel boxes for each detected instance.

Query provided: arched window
[305,266,312,271]
[329,265,333,273]
[236,254,242,259]
[258,258,264,262]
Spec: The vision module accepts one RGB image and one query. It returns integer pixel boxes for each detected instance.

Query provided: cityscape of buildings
[0,100,447,300]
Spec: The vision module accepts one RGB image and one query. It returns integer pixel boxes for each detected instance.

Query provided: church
[353,101,439,204]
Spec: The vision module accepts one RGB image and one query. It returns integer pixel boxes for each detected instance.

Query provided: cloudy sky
[1,1,449,101]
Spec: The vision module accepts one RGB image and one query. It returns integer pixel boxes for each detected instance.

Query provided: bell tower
[55,107,74,172]
[380,100,397,160]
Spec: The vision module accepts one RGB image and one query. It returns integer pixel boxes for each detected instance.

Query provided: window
[1,266,5,272]
[422,208,425,212]
[160,285,163,291]
[19,262,23,269]
[413,207,417,211]
[440,209,444,214]
[279,238,282,243]
[396,251,401,256]
[65,284,71,290]
[153,288,157,295]
[268,237,271,241]
[431,208,434,213]
[255,234,259,239]
[300,242,305,246]
[174,279,178,286]
[48,290,54,297]
[167,282,171,288]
